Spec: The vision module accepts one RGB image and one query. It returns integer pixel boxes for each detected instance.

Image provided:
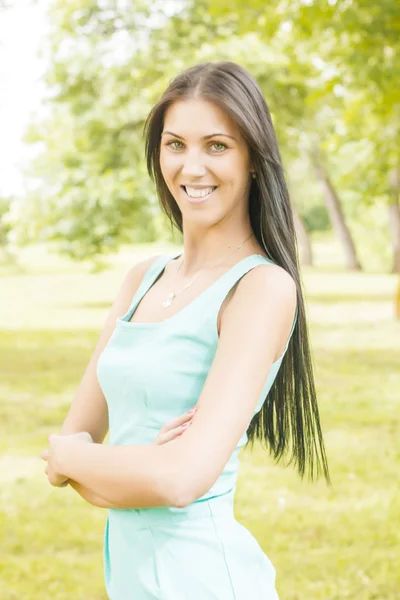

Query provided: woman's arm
[48,410,196,509]
[59,255,162,445]
[68,480,118,509]
[41,255,163,493]
[49,437,179,509]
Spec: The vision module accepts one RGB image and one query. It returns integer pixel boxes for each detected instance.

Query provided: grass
[0,241,399,599]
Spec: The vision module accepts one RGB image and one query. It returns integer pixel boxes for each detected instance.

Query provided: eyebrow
[161,130,236,141]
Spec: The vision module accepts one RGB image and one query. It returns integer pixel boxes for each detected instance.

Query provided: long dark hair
[143,61,331,484]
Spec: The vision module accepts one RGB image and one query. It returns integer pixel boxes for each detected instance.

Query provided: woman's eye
[165,140,227,152]
[167,140,184,150]
[211,142,227,152]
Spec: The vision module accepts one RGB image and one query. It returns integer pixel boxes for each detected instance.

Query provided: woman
[41,61,330,599]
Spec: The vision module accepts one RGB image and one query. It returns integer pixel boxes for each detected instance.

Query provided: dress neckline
[118,252,274,329]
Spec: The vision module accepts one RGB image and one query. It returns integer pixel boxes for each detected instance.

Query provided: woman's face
[159,99,253,225]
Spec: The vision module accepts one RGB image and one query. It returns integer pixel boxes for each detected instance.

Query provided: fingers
[67,432,94,443]
[161,407,197,433]
[45,470,68,487]
[43,451,69,487]
[156,420,194,445]
[48,476,69,487]
[40,432,93,463]
[160,421,192,444]
[46,466,69,487]
[152,407,197,445]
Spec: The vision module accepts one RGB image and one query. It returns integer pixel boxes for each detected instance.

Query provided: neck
[177,229,255,279]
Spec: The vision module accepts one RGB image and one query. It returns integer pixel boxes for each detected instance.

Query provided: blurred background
[0,1,399,599]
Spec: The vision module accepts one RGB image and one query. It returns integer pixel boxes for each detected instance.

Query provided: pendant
[162,292,175,308]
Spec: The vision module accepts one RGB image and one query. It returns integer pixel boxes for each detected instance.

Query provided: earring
[251,171,256,179]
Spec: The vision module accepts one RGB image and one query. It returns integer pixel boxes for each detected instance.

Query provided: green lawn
[1,242,399,600]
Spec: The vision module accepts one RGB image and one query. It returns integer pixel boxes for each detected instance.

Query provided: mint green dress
[96,252,297,600]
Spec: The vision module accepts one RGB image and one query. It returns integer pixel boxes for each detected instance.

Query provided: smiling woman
[45,60,330,600]
[159,99,254,216]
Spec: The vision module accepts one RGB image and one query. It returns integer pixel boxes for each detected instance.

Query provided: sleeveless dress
[96,252,298,600]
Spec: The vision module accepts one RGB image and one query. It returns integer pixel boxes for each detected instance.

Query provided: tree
[208,0,400,271]
[22,0,311,260]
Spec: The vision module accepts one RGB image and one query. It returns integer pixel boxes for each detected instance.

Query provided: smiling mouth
[180,185,218,200]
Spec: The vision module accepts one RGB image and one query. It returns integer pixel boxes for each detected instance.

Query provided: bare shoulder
[220,261,297,359]
[241,262,297,315]
[124,253,164,289]
[224,261,297,314]
[247,261,297,300]
[114,254,164,315]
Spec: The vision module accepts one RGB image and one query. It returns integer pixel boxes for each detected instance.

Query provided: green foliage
[19,0,399,263]
[21,0,312,260]
[302,205,331,234]
[20,1,179,261]
[207,0,399,269]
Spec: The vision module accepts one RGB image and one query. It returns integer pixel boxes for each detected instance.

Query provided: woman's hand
[40,406,196,489]
[152,407,197,445]
[40,432,94,487]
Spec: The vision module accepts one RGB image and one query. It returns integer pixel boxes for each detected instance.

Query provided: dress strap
[124,253,181,319]
[208,254,298,356]
[138,254,174,292]
[124,252,297,356]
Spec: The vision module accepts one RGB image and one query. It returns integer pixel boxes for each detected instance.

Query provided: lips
[180,185,218,203]
[181,185,218,194]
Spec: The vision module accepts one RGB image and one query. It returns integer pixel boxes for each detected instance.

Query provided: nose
[181,150,207,178]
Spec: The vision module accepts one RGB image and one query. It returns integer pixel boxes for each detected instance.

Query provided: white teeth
[185,186,215,198]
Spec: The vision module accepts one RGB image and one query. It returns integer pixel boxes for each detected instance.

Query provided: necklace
[162,232,255,308]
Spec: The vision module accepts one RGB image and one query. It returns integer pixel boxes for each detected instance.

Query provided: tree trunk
[292,205,313,266]
[310,151,362,271]
[388,168,400,274]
